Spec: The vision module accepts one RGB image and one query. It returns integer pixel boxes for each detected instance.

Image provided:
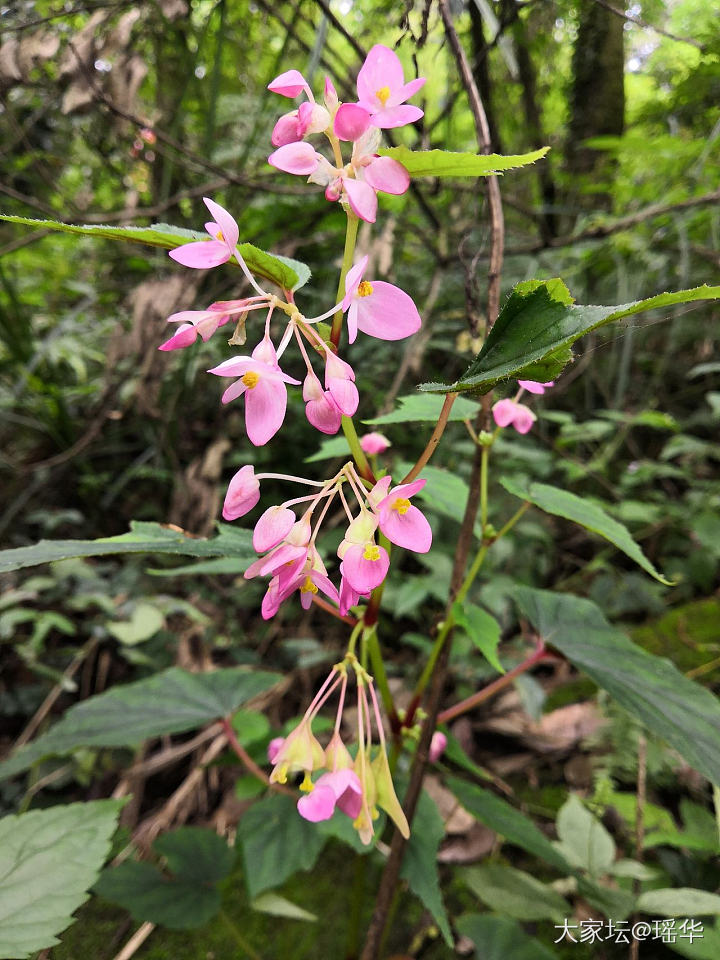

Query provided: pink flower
[158,302,241,351]
[334,102,372,142]
[297,768,363,823]
[341,540,390,594]
[271,101,330,147]
[429,731,447,763]
[356,44,425,129]
[342,255,421,343]
[208,338,300,446]
[222,465,260,521]
[492,397,537,434]
[517,379,554,395]
[360,432,391,455]
[338,571,367,616]
[375,478,432,553]
[168,197,239,269]
[303,370,342,434]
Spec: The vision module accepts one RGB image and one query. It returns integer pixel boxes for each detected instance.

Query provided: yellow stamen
[375,85,390,105]
[300,771,314,792]
[301,575,318,595]
[363,543,381,562]
[391,497,411,516]
[357,280,374,297]
[215,229,224,241]
[242,371,259,388]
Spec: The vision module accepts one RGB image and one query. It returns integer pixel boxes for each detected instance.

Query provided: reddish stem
[312,594,357,625]
[221,716,294,796]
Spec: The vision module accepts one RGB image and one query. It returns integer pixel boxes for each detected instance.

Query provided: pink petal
[158,323,198,351]
[392,76,426,105]
[320,769,363,819]
[203,197,239,250]
[271,112,301,147]
[363,156,410,195]
[492,398,517,428]
[168,240,230,269]
[306,393,342,434]
[378,503,432,553]
[221,380,248,404]
[208,356,256,377]
[357,44,404,106]
[310,570,340,607]
[222,465,260,521]
[268,69,309,98]
[342,543,390,593]
[512,403,537,434]
[370,104,424,129]
[346,302,359,344]
[244,376,287,446]
[355,281,421,341]
[324,76,338,110]
[253,505,296,553]
[429,731,447,763]
[297,784,337,822]
[326,378,358,417]
[343,177,377,223]
[518,379,554,394]
[296,101,315,135]
[386,478,426,501]
[334,103,371,141]
[268,737,285,764]
[268,142,319,175]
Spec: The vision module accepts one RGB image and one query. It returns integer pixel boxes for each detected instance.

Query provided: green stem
[346,854,367,957]
[365,624,397,725]
[331,212,360,347]
[342,415,374,481]
[219,909,263,960]
[480,443,489,532]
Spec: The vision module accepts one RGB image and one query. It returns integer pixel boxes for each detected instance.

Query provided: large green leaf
[452,601,504,673]
[500,477,672,584]
[463,864,570,921]
[0,667,281,780]
[237,793,327,900]
[0,214,309,291]
[456,914,558,960]
[0,520,254,574]
[445,776,571,873]
[638,889,720,916]
[420,280,720,394]
[514,588,720,785]
[363,393,479,425]
[555,795,615,877]
[0,800,124,958]
[400,789,452,946]
[378,146,549,178]
[94,827,236,931]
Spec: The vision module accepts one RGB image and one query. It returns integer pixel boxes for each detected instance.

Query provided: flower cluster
[492,379,554,434]
[226,461,431,619]
[268,44,424,223]
[268,654,409,845]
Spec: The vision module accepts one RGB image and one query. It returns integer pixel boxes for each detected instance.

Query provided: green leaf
[500,477,672,584]
[555,795,615,877]
[0,799,124,959]
[513,588,720,785]
[576,876,635,919]
[153,827,235,885]
[445,776,571,873]
[452,601,504,673]
[667,920,720,959]
[303,436,351,463]
[251,892,317,922]
[363,393,479,425]
[0,215,310,291]
[456,914,559,960]
[638,889,720,916]
[232,710,271,747]
[237,793,326,900]
[107,602,165,645]
[0,667,280,780]
[420,280,720,395]
[378,146,549,178]
[463,864,571,921]
[400,789,452,946]
[94,860,220,930]
[0,520,254,574]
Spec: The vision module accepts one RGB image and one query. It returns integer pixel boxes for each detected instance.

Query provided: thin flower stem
[365,625,398,727]
[311,593,357,625]
[221,716,293,796]
[402,392,458,483]
[494,501,531,541]
[232,246,270,299]
[331,212,359,347]
[256,471,326,486]
[480,444,489,532]
[219,909,264,960]
[437,643,550,725]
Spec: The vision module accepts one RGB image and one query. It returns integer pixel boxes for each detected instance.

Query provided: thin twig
[629,733,647,960]
[402,393,458,483]
[111,921,155,960]
[221,716,295,796]
[590,0,706,52]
